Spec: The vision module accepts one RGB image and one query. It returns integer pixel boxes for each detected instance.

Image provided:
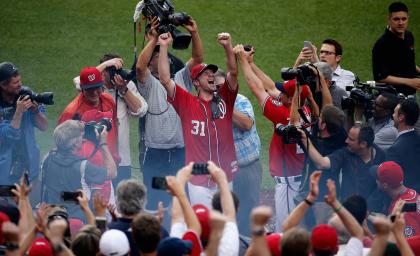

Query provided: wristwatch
[251,226,265,236]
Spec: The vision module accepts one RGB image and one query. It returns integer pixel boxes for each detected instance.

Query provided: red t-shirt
[168,82,238,186]
[388,188,420,238]
[263,96,310,177]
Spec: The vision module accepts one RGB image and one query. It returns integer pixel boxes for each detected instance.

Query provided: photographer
[298,124,385,201]
[0,62,48,189]
[234,44,311,232]
[353,92,399,150]
[41,120,116,221]
[74,54,148,188]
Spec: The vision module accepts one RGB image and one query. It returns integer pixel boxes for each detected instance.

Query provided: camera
[281,64,317,92]
[108,66,135,81]
[341,81,396,119]
[142,0,192,50]
[243,44,253,52]
[275,124,301,144]
[84,118,112,144]
[19,87,54,105]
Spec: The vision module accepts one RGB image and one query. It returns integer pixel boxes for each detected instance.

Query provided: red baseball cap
[80,67,103,90]
[0,212,10,244]
[376,161,404,188]
[275,79,309,100]
[28,237,53,256]
[266,233,282,256]
[191,63,218,80]
[192,204,211,242]
[311,224,338,253]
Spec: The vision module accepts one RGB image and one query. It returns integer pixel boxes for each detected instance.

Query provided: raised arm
[184,18,204,70]
[234,44,269,107]
[98,129,117,179]
[298,129,332,169]
[217,33,238,91]
[136,17,159,84]
[158,33,176,99]
[289,83,301,126]
[247,48,279,98]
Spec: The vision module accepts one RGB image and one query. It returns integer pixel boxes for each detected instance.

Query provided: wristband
[334,205,342,213]
[119,88,128,96]
[304,199,314,206]
[5,242,19,251]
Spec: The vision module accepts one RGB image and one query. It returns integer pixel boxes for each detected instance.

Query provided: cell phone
[151,177,168,190]
[243,44,253,52]
[60,191,82,203]
[402,202,417,212]
[192,163,209,175]
[0,185,16,197]
[23,171,30,186]
[95,217,107,233]
[303,41,312,49]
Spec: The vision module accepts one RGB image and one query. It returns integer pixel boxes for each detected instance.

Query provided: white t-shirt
[336,237,370,256]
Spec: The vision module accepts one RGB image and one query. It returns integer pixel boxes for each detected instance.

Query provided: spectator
[373,161,420,237]
[159,32,238,207]
[41,120,116,221]
[108,179,168,255]
[74,54,148,188]
[99,229,130,256]
[131,213,162,256]
[235,44,312,232]
[355,92,399,150]
[0,62,48,201]
[387,99,420,192]
[299,124,385,200]
[215,70,262,237]
[281,227,311,256]
[71,225,101,256]
[135,17,203,215]
[372,2,420,97]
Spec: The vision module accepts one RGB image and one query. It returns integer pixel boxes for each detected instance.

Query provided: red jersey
[168,82,238,186]
[263,96,310,177]
[388,188,420,238]
[58,93,120,164]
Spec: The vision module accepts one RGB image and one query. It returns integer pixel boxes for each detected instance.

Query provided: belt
[274,175,302,184]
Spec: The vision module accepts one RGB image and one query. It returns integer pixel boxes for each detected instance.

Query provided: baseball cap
[191,63,218,80]
[0,200,20,225]
[375,161,404,188]
[311,224,338,253]
[157,237,193,256]
[0,212,10,244]
[0,62,19,83]
[99,229,130,256]
[266,233,282,256]
[28,237,53,256]
[79,67,103,90]
[192,204,211,242]
[275,79,309,100]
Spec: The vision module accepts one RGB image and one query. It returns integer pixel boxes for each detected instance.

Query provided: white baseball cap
[99,229,130,256]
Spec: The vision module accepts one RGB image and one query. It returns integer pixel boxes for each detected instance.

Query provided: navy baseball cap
[157,237,192,256]
[0,62,19,83]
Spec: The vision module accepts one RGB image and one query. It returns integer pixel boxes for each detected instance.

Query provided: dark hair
[354,125,374,147]
[211,190,239,213]
[389,2,408,13]
[131,214,161,253]
[314,252,335,256]
[281,228,311,256]
[100,53,121,64]
[321,105,345,135]
[322,39,343,56]
[398,100,419,126]
[380,92,399,115]
[342,195,367,225]
[71,225,101,256]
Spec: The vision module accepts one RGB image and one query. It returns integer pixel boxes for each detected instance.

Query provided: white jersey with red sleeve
[168,81,238,187]
[388,188,420,238]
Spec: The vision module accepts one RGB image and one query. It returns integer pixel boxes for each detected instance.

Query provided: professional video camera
[341,81,397,119]
[275,124,302,144]
[142,0,192,50]
[281,63,318,93]
[108,66,135,81]
[19,87,54,105]
[84,118,112,144]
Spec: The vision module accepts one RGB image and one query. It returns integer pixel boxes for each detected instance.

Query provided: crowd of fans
[0,1,419,255]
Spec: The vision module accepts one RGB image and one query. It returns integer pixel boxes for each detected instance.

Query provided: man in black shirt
[300,124,385,200]
[372,2,420,96]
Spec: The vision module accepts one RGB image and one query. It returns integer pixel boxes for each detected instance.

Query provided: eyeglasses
[319,50,336,56]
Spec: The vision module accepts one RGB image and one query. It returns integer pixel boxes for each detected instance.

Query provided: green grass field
[1,0,419,190]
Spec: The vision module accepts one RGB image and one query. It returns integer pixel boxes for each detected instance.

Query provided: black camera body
[108,66,135,81]
[275,124,301,144]
[142,0,192,50]
[84,118,112,144]
[19,87,54,105]
[281,64,317,92]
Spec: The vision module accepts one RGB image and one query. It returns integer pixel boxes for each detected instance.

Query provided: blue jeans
[141,147,185,210]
